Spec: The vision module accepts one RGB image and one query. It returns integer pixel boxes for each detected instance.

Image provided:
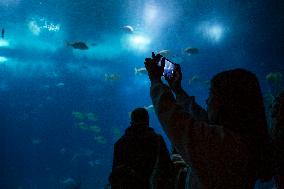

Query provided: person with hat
[109,107,174,189]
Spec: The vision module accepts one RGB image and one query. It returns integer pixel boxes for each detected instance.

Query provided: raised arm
[144,53,211,163]
[165,63,208,122]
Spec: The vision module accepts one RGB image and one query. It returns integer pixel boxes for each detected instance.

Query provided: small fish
[135,67,148,75]
[122,25,134,33]
[56,82,65,87]
[94,136,107,144]
[184,47,199,55]
[104,73,120,81]
[188,75,200,85]
[31,138,42,144]
[157,49,171,57]
[67,41,88,50]
[1,28,4,39]
[88,159,101,167]
[62,178,81,189]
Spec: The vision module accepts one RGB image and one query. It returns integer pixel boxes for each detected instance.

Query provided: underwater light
[0,56,8,63]
[208,25,223,41]
[128,35,151,51]
[0,39,9,47]
[144,4,158,25]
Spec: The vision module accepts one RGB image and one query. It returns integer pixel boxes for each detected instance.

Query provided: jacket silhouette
[110,108,174,189]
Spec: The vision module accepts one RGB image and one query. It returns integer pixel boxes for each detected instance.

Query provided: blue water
[0,0,283,188]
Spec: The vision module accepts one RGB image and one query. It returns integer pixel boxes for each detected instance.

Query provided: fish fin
[134,68,138,75]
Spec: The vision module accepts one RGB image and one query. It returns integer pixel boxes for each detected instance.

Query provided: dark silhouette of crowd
[108,52,283,189]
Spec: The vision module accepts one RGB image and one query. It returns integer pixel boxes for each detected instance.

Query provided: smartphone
[158,57,177,78]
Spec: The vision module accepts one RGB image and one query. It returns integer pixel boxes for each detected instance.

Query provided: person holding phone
[144,52,273,189]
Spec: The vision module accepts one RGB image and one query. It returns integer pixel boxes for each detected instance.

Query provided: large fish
[67,41,88,50]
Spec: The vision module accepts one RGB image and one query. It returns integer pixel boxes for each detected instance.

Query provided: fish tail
[134,68,138,75]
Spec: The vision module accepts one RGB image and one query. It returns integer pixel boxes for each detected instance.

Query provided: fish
[135,67,148,75]
[67,41,89,50]
[62,178,81,189]
[188,75,200,85]
[122,25,134,33]
[1,28,4,39]
[104,73,120,81]
[94,136,107,144]
[266,72,282,83]
[31,138,42,144]
[88,159,101,167]
[157,49,171,57]
[56,82,65,88]
[184,47,199,55]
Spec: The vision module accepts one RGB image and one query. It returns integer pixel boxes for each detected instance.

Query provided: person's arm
[145,52,211,163]
[175,88,208,122]
[165,64,208,122]
[150,80,211,163]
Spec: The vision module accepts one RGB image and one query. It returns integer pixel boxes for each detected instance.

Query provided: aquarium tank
[0,0,283,188]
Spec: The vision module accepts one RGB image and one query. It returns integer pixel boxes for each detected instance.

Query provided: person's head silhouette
[208,68,267,136]
[130,108,149,127]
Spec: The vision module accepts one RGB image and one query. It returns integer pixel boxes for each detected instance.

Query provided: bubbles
[28,17,60,36]
[28,21,41,35]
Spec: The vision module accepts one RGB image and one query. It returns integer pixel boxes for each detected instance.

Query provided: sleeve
[175,89,208,122]
[150,81,211,164]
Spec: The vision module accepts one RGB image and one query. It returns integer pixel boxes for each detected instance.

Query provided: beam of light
[0,56,8,63]
[127,35,151,52]
[143,4,158,25]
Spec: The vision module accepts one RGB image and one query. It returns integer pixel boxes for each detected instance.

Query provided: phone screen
[159,58,176,78]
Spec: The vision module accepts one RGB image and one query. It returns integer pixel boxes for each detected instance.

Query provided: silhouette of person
[109,107,174,189]
[144,52,272,189]
[271,91,284,189]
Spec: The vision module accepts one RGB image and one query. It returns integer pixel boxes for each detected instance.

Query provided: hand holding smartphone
[158,56,178,79]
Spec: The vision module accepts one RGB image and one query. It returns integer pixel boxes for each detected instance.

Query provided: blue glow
[128,35,151,52]
[0,39,9,47]
[208,25,223,42]
[0,56,8,63]
[198,22,225,43]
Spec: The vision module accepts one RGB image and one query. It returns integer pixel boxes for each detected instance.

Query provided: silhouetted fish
[67,41,88,50]
[1,28,4,39]
[184,47,199,55]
